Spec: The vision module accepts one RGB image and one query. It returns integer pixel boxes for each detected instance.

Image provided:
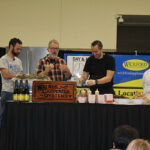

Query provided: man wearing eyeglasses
[36,39,72,81]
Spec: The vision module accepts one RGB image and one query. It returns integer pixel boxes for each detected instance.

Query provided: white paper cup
[78,97,87,103]
[97,95,105,103]
[105,94,113,104]
[88,95,96,103]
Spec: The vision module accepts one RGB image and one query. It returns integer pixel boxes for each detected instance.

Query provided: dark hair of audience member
[112,125,140,150]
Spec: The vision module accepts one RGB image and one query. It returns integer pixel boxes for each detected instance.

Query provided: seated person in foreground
[126,139,150,150]
[111,125,140,150]
[36,39,71,81]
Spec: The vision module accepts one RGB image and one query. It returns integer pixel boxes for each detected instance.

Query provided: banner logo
[123,59,149,71]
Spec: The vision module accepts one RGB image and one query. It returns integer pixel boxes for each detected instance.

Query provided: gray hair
[48,39,59,47]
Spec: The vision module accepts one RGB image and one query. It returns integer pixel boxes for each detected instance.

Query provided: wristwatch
[95,79,98,85]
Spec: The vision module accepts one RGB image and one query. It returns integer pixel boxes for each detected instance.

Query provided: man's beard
[49,51,58,59]
[12,48,19,57]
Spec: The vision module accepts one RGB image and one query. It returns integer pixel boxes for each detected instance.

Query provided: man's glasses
[48,47,59,50]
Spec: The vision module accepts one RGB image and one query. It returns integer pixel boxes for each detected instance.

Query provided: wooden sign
[32,81,76,103]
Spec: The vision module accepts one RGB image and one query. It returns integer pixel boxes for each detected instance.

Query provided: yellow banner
[114,88,143,99]
[114,79,143,88]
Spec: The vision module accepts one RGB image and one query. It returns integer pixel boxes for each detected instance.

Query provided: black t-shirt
[83,54,115,94]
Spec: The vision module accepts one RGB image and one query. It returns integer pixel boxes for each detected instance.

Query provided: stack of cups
[88,89,95,103]
[97,94,105,104]
[88,89,106,104]
[77,89,87,103]
[105,94,113,104]
[88,95,95,103]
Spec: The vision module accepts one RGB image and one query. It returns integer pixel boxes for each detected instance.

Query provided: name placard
[32,81,76,102]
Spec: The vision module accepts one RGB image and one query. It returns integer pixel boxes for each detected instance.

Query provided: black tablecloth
[0,102,150,150]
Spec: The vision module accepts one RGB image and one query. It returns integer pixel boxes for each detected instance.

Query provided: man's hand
[60,64,72,80]
[79,72,89,84]
[59,64,68,72]
[86,80,96,86]
[45,63,54,73]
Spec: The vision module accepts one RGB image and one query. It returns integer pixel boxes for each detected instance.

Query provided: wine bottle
[18,80,24,101]
[13,80,19,101]
[24,80,29,102]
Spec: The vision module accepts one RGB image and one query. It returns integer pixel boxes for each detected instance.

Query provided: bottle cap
[95,89,99,95]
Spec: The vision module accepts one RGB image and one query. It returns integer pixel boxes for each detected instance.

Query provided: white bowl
[132,99,146,104]
[114,98,130,104]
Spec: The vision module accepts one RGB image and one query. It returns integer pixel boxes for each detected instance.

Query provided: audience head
[112,125,140,150]
[126,139,150,150]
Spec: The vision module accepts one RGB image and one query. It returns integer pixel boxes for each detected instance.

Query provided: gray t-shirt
[0,54,23,92]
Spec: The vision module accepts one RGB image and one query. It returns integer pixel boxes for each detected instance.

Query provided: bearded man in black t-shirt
[79,40,115,94]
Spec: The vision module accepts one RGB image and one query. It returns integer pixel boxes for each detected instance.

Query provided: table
[0,102,150,150]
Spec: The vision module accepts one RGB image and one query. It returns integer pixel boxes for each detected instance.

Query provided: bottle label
[13,94,18,101]
[17,95,20,101]
[19,94,25,101]
[81,90,86,97]
[25,94,29,101]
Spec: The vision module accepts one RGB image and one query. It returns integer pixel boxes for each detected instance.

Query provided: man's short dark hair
[113,125,140,150]
[91,40,103,49]
[9,38,22,48]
